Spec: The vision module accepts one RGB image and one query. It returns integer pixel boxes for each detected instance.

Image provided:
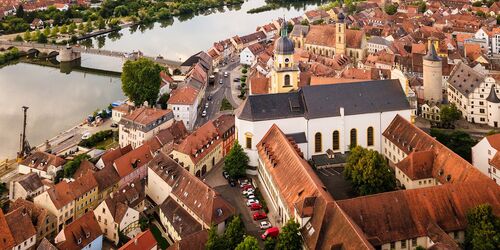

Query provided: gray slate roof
[486,85,500,103]
[423,42,441,62]
[237,79,410,121]
[286,132,308,143]
[447,61,485,96]
[290,25,310,38]
[367,36,391,46]
[16,173,43,192]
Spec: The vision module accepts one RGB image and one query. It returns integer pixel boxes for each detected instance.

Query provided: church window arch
[314,132,322,153]
[332,131,340,150]
[284,75,291,86]
[350,129,357,148]
[367,127,374,146]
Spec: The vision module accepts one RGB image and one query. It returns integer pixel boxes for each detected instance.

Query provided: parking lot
[314,167,357,200]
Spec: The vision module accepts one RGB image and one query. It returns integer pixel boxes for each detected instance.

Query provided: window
[480,108,485,113]
[412,238,417,246]
[367,127,374,146]
[350,129,357,148]
[314,133,322,152]
[332,131,340,150]
[284,75,291,86]
[246,136,252,149]
[390,242,395,250]
[401,240,406,248]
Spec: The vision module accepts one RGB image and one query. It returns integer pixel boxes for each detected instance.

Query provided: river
[0,0,324,159]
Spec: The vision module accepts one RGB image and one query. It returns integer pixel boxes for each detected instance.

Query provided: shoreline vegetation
[247,3,280,13]
[0,47,21,67]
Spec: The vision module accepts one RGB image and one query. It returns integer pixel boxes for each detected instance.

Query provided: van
[261,227,279,240]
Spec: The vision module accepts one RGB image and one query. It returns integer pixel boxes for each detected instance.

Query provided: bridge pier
[59,45,81,62]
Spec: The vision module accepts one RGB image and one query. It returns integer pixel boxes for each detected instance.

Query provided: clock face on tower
[284,58,290,63]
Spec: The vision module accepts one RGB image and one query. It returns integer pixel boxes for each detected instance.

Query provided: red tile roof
[5,206,37,246]
[0,210,15,250]
[100,145,133,169]
[249,71,269,95]
[486,134,500,151]
[167,230,208,250]
[20,151,66,171]
[174,121,221,164]
[119,230,157,250]
[114,144,153,178]
[122,107,173,127]
[396,150,435,180]
[56,212,102,250]
[168,85,199,105]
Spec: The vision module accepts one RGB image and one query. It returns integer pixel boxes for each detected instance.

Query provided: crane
[16,106,31,162]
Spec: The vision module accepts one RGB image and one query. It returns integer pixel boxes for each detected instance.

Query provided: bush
[241,68,248,74]
[79,130,114,148]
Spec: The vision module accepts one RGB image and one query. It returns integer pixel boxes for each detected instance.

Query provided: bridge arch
[27,48,40,55]
[48,51,59,58]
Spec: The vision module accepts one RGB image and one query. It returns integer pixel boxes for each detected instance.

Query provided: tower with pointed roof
[423,38,443,103]
[486,84,500,127]
[269,21,300,94]
[335,7,347,56]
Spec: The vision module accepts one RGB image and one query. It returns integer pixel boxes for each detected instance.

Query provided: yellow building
[72,171,99,219]
[269,26,300,94]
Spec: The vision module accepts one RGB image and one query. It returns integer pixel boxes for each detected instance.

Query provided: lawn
[93,137,118,150]
[150,224,169,250]
[220,98,234,111]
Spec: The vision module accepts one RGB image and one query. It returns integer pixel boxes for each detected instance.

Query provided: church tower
[423,39,443,103]
[270,22,300,94]
[335,10,346,55]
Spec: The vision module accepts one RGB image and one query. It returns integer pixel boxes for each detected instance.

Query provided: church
[236,79,413,166]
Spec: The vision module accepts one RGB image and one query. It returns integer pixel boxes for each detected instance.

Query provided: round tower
[423,40,442,103]
[486,84,500,128]
[270,22,300,94]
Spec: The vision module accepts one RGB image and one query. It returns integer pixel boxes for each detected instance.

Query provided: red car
[241,184,253,190]
[253,211,267,221]
[250,203,262,211]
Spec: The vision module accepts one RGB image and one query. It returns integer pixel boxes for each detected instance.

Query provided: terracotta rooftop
[167,230,208,250]
[173,121,221,164]
[159,197,202,238]
[113,144,153,178]
[119,230,157,250]
[149,154,235,226]
[120,106,173,131]
[490,152,500,170]
[10,199,53,236]
[396,150,435,180]
[113,103,132,114]
[337,181,500,246]
[93,165,120,191]
[213,114,235,136]
[70,170,98,198]
[383,115,492,184]
[305,25,337,48]
[100,145,133,169]
[168,85,199,105]
[249,71,270,95]
[47,180,76,209]
[5,206,37,246]
[20,151,66,171]
[37,238,58,250]
[0,210,15,249]
[110,179,145,209]
[56,211,102,250]
[486,134,500,151]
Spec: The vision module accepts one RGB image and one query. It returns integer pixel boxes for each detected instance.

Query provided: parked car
[247,194,256,200]
[81,132,91,140]
[253,211,267,221]
[239,180,250,188]
[222,171,230,179]
[233,78,240,82]
[244,191,255,198]
[207,95,213,101]
[205,103,209,108]
[250,203,262,211]
[260,221,272,230]
[110,123,118,128]
[201,110,207,117]
[229,179,236,187]
[241,184,253,190]
[223,71,229,77]
[261,227,279,240]
[246,199,260,206]
[219,79,223,84]
[242,189,254,196]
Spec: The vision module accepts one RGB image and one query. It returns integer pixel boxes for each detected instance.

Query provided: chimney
[340,107,345,118]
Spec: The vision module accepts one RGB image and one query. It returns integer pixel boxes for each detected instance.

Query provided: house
[0,210,15,250]
[239,43,265,66]
[145,121,189,155]
[382,115,493,189]
[146,153,235,237]
[34,180,76,232]
[9,199,58,243]
[213,114,236,157]
[289,24,310,49]
[446,62,500,127]
[235,79,412,167]
[18,151,66,180]
[230,31,267,52]
[160,71,174,96]
[113,144,153,187]
[180,51,213,76]
[166,230,208,250]
[93,164,121,204]
[119,230,157,250]
[30,18,44,29]
[71,171,99,218]
[9,173,45,201]
[112,103,132,124]
[55,211,103,250]
[171,120,223,177]
[257,22,279,41]
[471,134,500,184]
[303,9,330,23]
[94,187,142,245]
[118,106,174,148]
[95,145,133,170]
[4,206,37,250]
[367,36,392,54]
[167,85,200,131]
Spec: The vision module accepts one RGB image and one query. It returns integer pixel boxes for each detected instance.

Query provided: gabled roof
[148,154,235,226]
[5,207,37,246]
[173,121,221,164]
[337,181,500,245]
[10,199,54,235]
[486,133,500,151]
[383,115,491,184]
[396,150,435,180]
[447,61,485,96]
[15,173,43,192]
[167,230,208,250]
[56,212,102,250]
[37,238,58,250]
[20,151,66,171]
[168,85,199,105]
[120,107,174,132]
[71,171,98,198]
[100,145,133,169]
[93,165,120,191]
[159,197,202,238]
[0,210,15,250]
[114,144,153,178]
[119,230,157,250]
[47,180,75,209]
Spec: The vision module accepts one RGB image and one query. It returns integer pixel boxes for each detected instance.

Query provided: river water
[0,0,323,159]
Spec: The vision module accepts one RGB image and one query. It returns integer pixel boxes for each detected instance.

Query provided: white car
[247,194,256,200]
[81,132,91,140]
[201,110,207,117]
[223,72,229,77]
[243,189,254,196]
[260,221,272,230]
[205,103,209,108]
[246,199,260,207]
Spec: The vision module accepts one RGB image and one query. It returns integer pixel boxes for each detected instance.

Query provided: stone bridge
[0,41,181,68]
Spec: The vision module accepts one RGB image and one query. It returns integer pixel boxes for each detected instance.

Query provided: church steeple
[270,19,300,94]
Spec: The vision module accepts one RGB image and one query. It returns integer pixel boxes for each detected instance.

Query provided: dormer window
[86,232,90,238]
[77,238,82,245]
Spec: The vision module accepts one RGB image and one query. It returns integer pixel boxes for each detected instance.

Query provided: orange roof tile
[113,144,153,178]
[0,210,15,250]
[486,133,500,150]
[168,85,199,105]
[173,121,221,164]
[396,150,434,180]
[119,230,157,250]
[5,207,37,246]
[56,212,102,250]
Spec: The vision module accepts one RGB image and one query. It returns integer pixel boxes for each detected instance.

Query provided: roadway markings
[317,168,342,176]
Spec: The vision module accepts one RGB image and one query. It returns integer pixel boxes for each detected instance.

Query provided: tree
[158,93,170,109]
[78,22,84,31]
[16,4,24,18]
[14,35,23,42]
[235,236,260,250]
[51,26,59,37]
[121,58,163,106]
[43,27,50,36]
[224,216,245,249]
[37,33,48,43]
[465,204,500,250]
[68,22,77,33]
[417,1,427,13]
[63,154,90,178]
[385,4,398,15]
[344,146,396,195]
[97,17,106,30]
[440,104,461,125]
[23,30,31,41]
[276,220,302,250]
[85,21,93,32]
[224,141,249,179]
[264,237,277,250]
[205,226,227,250]
[430,129,476,162]
[60,24,68,34]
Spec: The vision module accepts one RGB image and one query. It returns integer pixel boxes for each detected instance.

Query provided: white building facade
[472,134,500,184]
